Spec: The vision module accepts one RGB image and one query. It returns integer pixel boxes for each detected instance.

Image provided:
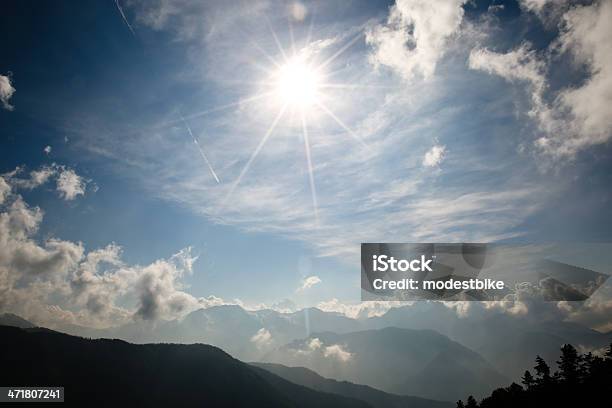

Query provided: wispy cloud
[298,275,321,291]
[62,0,592,262]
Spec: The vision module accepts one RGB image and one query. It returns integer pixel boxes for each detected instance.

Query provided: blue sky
[1,0,612,327]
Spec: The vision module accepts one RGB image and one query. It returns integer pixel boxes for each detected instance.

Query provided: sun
[274,57,321,109]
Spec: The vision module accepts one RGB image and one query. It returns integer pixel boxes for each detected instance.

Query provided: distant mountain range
[54,303,610,379]
[252,363,453,408]
[3,302,610,401]
[263,327,507,401]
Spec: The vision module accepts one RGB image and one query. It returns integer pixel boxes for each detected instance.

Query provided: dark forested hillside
[0,326,370,408]
[456,344,612,408]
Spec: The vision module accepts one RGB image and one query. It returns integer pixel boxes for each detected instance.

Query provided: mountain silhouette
[253,362,454,408]
[0,313,35,328]
[0,325,370,407]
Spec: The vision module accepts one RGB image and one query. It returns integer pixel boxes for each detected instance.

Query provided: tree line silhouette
[456,343,612,408]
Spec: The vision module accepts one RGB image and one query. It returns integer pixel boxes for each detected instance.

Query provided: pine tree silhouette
[460,344,612,408]
[534,355,551,385]
[557,344,580,383]
[465,395,478,408]
[521,370,534,390]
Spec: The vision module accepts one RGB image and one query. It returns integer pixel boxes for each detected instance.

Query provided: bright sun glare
[215,13,367,224]
[275,57,321,109]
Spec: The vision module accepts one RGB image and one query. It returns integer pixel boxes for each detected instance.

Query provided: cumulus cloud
[250,328,273,348]
[422,144,446,167]
[0,178,9,205]
[0,73,15,111]
[56,168,87,200]
[470,1,612,158]
[133,248,201,320]
[323,343,353,362]
[546,1,612,156]
[307,337,322,350]
[3,165,91,200]
[0,171,212,328]
[293,337,353,362]
[366,0,467,80]
[298,275,321,291]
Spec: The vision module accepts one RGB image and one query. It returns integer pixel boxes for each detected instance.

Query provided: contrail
[180,114,220,184]
[115,0,136,37]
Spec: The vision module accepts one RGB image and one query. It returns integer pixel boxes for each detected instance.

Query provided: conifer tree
[521,370,534,389]
[465,395,478,408]
[557,344,580,383]
[534,355,551,384]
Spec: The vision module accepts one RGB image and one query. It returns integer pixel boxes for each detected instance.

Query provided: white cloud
[0,177,9,205]
[545,0,612,156]
[518,0,569,18]
[469,1,612,158]
[0,171,214,328]
[422,144,446,167]
[250,328,273,348]
[4,165,91,201]
[3,166,55,190]
[317,298,407,319]
[519,0,551,13]
[70,0,555,262]
[298,275,321,291]
[293,337,353,362]
[44,146,52,155]
[307,337,322,350]
[56,168,87,200]
[366,0,467,80]
[469,44,548,121]
[0,73,15,111]
[323,343,353,362]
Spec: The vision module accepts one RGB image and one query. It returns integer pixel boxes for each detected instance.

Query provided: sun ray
[315,100,368,149]
[301,110,319,223]
[223,104,288,205]
[288,13,297,58]
[316,29,364,72]
[245,35,283,70]
[265,15,289,63]
[153,92,274,132]
[180,114,220,184]
[319,82,396,90]
[305,5,316,50]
